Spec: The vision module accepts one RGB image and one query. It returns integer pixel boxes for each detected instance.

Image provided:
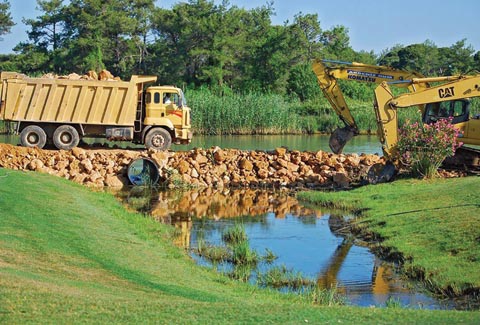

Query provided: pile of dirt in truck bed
[0,143,391,189]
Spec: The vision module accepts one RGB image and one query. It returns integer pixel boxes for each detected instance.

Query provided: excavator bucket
[366,162,396,184]
[329,126,355,154]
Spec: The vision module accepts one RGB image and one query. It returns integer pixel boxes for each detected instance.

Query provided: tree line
[1,0,479,136]
[0,0,478,101]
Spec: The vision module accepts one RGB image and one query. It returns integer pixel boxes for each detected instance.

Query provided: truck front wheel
[53,125,80,150]
[20,125,47,149]
[145,128,172,150]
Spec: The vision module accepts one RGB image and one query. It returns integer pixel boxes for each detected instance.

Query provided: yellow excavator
[374,75,480,171]
[313,59,480,180]
[312,59,431,154]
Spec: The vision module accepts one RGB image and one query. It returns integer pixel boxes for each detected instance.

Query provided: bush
[337,80,375,102]
[396,118,462,178]
[286,63,321,102]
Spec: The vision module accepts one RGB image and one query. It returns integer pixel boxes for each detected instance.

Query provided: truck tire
[53,125,80,150]
[145,128,172,150]
[20,125,47,149]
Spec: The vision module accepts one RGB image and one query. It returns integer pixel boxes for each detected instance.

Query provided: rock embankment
[0,143,386,189]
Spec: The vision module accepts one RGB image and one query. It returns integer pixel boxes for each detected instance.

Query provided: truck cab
[143,86,192,149]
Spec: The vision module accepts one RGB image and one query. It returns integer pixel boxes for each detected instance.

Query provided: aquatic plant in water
[305,285,346,306]
[257,264,314,290]
[193,224,329,300]
[194,238,230,264]
[221,223,248,245]
[385,296,404,309]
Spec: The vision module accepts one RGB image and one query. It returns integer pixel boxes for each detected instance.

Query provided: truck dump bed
[0,73,157,126]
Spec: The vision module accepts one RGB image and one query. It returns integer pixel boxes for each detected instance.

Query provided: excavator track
[443,146,480,173]
[442,146,480,174]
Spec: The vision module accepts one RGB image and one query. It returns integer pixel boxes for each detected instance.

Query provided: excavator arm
[374,75,480,158]
[312,59,429,153]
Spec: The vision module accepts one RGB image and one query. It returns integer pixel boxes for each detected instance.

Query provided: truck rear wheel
[20,125,47,149]
[145,128,172,150]
[53,125,80,150]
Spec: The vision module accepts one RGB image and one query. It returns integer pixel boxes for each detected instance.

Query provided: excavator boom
[312,59,430,153]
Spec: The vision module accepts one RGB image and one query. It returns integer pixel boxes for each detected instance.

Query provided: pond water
[0,133,383,154]
[0,134,18,146]
[114,187,464,310]
[173,134,383,155]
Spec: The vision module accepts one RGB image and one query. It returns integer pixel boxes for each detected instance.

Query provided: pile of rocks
[0,143,386,189]
[41,69,120,81]
[168,147,384,189]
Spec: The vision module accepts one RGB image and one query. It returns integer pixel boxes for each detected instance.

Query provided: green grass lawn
[298,176,480,298]
[1,169,479,323]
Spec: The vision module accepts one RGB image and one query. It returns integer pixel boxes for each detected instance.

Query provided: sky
[2,0,479,55]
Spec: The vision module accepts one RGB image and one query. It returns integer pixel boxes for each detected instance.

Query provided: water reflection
[119,187,316,222]
[317,237,354,290]
[115,187,450,309]
[315,233,412,305]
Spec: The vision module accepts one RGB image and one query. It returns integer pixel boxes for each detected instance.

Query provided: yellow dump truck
[0,72,192,150]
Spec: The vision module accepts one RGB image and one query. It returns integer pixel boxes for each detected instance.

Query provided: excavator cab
[423,99,470,125]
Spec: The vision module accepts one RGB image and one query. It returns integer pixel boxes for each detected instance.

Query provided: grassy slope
[0,170,479,324]
[298,177,480,296]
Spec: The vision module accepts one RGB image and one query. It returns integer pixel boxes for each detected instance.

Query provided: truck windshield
[179,90,187,106]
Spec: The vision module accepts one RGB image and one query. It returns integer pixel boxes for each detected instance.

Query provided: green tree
[352,50,376,65]
[320,25,355,60]
[99,0,138,75]
[23,0,64,51]
[248,24,292,92]
[474,51,480,72]
[63,0,115,73]
[0,0,14,39]
[400,41,438,75]
[232,3,276,91]
[150,0,221,86]
[437,39,475,75]
[377,44,404,68]
[378,40,476,76]
[18,0,66,72]
[288,13,323,61]
[150,0,276,90]
[130,0,155,74]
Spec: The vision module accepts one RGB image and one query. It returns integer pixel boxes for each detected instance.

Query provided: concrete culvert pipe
[127,158,160,186]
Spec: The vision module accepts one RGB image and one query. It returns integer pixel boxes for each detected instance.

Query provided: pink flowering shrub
[396,118,463,178]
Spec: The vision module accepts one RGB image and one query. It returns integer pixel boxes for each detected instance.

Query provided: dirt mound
[0,143,386,189]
